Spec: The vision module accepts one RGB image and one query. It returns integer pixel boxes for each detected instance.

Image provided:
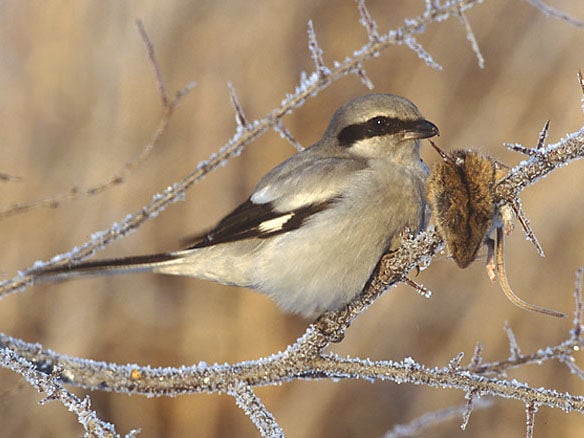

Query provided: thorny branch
[2,115,579,435]
[2,0,584,436]
[0,347,138,438]
[2,264,584,410]
[0,133,584,428]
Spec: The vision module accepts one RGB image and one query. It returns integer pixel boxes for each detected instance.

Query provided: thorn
[356,0,380,43]
[504,142,532,155]
[449,352,465,370]
[537,120,550,150]
[505,120,550,158]
[274,120,304,152]
[307,20,328,79]
[402,277,432,298]
[227,82,249,129]
[173,81,197,103]
[469,342,483,369]
[429,140,456,164]
[509,200,544,257]
[354,64,375,90]
[504,321,521,360]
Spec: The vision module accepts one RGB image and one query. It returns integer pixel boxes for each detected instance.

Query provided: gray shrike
[34,94,439,317]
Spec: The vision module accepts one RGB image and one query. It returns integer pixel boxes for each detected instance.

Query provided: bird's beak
[401,119,440,140]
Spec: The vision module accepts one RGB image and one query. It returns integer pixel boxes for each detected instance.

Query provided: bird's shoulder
[252,151,368,210]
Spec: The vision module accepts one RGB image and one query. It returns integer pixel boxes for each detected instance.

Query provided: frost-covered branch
[496,126,584,203]
[525,401,538,438]
[525,0,584,27]
[5,96,584,433]
[229,382,283,438]
[1,99,584,435]
[2,249,584,411]
[0,347,138,437]
[2,289,584,413]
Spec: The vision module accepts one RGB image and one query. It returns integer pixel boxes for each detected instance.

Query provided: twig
[524,0,584,28]
[457,5,484,68]
[136,19,170,108]
[449,351,465,370]
[559,355,584,382]
[273,120,304,152]
[384,399,493,437]
[525,402,538,438]
[356,0,380,43]
[0,347,137,438]
[307,20,328,78]
[0,22,196,221]
[504,322,522,361]
[469,342,483,370]
[402,35,443,70]
[229,382,283,438]
[461,390,477,430]
[572,267,584,341]
[494,126,584,206]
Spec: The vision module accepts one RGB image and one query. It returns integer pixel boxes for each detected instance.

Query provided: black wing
[183,197,336,249]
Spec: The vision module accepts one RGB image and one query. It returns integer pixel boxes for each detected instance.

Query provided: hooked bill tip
[402,119,439,140]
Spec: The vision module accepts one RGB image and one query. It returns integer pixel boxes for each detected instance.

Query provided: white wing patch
[250,185,273,204]
[258,213,294,233]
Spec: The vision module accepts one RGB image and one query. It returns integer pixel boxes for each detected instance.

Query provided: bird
[33,93,439,318]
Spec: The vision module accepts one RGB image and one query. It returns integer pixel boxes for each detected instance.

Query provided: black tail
[32,252,179,284]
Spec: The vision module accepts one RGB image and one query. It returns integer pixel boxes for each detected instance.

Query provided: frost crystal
[403,36,443,71]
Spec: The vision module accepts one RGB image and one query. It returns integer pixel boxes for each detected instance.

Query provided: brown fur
[427,149,498,268]
[426,144,564,318]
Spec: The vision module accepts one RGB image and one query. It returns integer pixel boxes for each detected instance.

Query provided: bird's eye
[367,116,389,133]
[370,116,387,126]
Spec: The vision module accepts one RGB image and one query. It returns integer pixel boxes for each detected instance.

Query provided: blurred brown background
[1,1,584,436]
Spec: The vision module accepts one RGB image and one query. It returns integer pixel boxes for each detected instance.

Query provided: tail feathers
[32,252,180,284]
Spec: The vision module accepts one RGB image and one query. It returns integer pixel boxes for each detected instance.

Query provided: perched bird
[33,94,439,318]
